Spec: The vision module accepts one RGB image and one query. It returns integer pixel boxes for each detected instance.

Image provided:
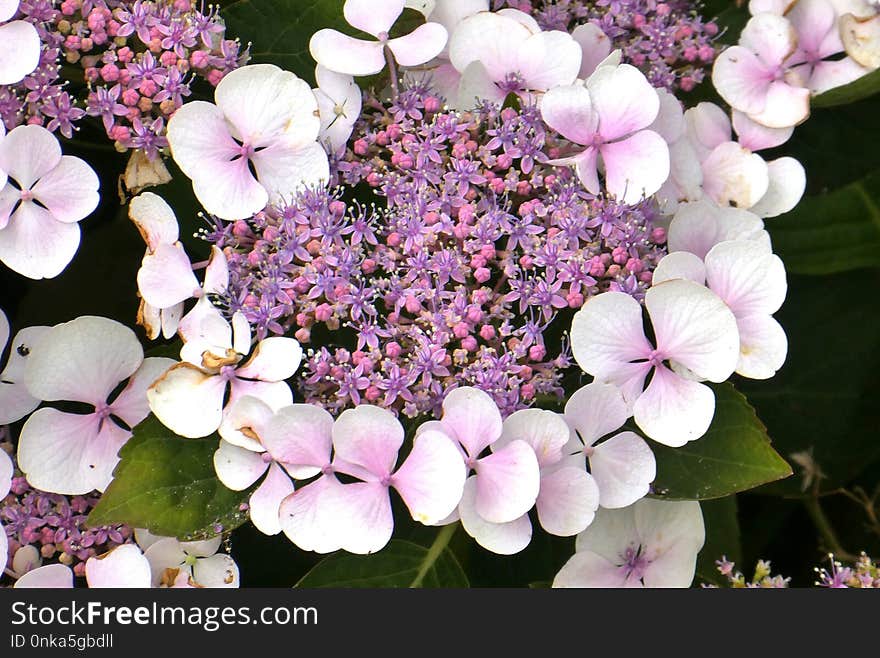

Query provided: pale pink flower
[148,311,302,438]
[667,198,770,260]
[310,0,448,76]
[448,9,581,109]
[684,102,805,217]
[129,192,228,340]
[313,66,363,154]
[653,240,788,380]
[17,316,174,495]
[0,307,48,424]
[0,1,40,85]
[540,64,670,205]
[167,64,329,221]
[491,408,600,540]
[213,396,300,536]
[570,280,740,447]
[422,387,540,555]
[141,534,239,587]
[553,499,705,588]
[712,13,811,128]
[0,125,99,280]
[563,383,656,510]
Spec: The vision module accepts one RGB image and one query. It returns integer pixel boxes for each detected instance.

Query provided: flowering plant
[2,0,879,589]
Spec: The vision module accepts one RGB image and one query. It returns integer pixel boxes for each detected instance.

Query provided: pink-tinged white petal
[750,156,805,218]
[23,315,143,406]
[667,199,768,259]
[320,480,394,554]
[474,440,540,523]
[497,408,569,468]
[11,544,42,577]
[704,239,786,317]
[734,314,788,379]
[344,0,405,37]
[601,129,670,204]
[180,536,222,559]
[392,429,466,525]
[0,307,7,352]
[192,553,239,588]
[129,192,179,251]
[633,365,717,446]
[712,45,775,116]
[572,22,612,79]
[263,404,333,478]
[148,363,226,438]
[840,13,880,68]
[732,110,793,151]
[740,12,799,66]
[455,61,505,109]
[746,79,811,128]
[388,22,448,67]
[213,439,268,490]
[439,386,503,459]
[0,202,81,280]
[540,83,599,145]
[563,382,630,448]
[279,476,346,553]
[552,550,630,587]
[0,21,40,85]
[332,404,404,478]
[236,337,303,382]
[0,125,61,188]
[458,476,533,555]
[230,311,250,357]
[518,30,582,91]
[179,310,233,367]
[250,141,330,206]
[427,0,488,34]
[635,499,705,571]
[651,251,707,286]
[0,0,20,22]
[647,279,740,382]
[191,156,269,222]
[14,564,74,588]
[748,0,795,13]
[143,537,188,586]
[448,11,532,78]
[684,102,732,155]
[569,147,602,195]
[0,449,11,499]
[574,502,638,560]
[86,544,152,588]
[0,325,48,425]
[803,56,871,94]
[138,243,200,309]
[588,63,660,141]
[110,357,176,429]
[589,431,656,509]
[160,303,183,340]
[218,395,274,451]
[249,462,295,536]
[701,141,770,210]
[215,64,321,149]
[570,291,653,378]
[203,246,229,294]
[227,378,293,414]
[30,156,99,224]
[314,66,362,152]
[650,88,686,144]
[536,466,599,537]
[309,30,387,76]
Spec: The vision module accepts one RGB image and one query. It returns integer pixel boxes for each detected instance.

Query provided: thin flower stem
[385,46,400,102]
[410,523,458,588]
[803,496,859,562]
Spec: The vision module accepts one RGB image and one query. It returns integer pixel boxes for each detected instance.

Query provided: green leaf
[696,495,742,587]
[651,384,792,500]
[222,0,348,83]
[738,270,880,496]
[769,169,880,275]
[295,539,469,588]
[812,67,880,108]
[88,416,251,539]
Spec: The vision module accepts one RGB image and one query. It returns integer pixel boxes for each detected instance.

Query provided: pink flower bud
[479,325,495,341]
[474,267,491,283]
[315,304,333,322]
[461,336,478,351]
